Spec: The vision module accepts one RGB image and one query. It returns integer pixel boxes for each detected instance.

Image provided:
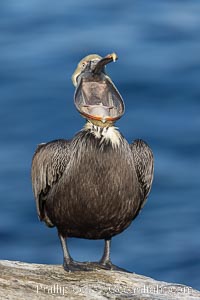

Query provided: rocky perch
[0,260,199,299]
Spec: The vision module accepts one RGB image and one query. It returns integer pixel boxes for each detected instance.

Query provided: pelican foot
[63,260,130,272]
[98,261,130,272]
[63,260,85,272]
[63,261,103,272]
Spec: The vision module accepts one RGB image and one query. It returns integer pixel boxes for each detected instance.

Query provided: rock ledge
[0,260,199,299]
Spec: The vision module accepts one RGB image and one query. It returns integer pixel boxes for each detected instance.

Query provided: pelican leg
[99,238,130,272]
[99,238,112,267]
[58,233,81,272]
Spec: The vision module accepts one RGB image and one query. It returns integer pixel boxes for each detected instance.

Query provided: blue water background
[0,0,200,290]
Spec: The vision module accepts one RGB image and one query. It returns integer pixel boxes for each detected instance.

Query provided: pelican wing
[31,139,71,223]
[130,139,154,208]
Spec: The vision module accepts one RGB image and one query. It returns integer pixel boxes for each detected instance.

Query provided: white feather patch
[101,126,121,147]
[84,122,121,147]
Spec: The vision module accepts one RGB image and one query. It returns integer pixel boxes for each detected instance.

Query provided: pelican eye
[81,61,87,69]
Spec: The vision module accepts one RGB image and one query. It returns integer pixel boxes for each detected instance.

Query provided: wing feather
[31,139,71,222]
[130,139,154,208]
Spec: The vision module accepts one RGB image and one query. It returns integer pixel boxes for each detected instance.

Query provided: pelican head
[72,53,125,126]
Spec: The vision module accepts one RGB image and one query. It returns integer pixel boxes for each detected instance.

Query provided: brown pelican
[31,53,154,272]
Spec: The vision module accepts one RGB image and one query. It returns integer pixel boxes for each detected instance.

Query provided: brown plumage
[31,53,154,271]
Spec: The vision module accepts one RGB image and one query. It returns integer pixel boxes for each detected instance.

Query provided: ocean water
[0,0,200,290]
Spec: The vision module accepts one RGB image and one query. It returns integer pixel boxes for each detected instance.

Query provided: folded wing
[31,139,71,225]
[130,139,154,210]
